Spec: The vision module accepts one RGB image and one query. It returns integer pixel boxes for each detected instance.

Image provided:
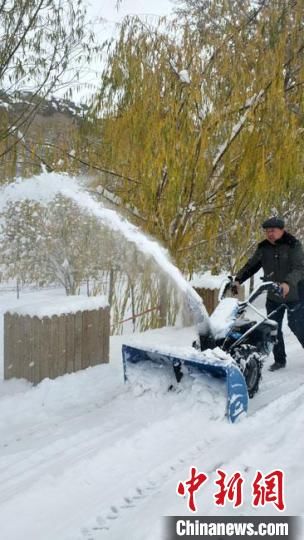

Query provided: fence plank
[98,308,104,364]
[103,307,110,363]
[90,309,101,367]
[47,317,57,380]
[57,315,67,377]
[74,311,83,372]
[81,310,90,370]
[38,318,48,382]
[4,314,13,380]
[25,315,35,382]
[65,313,75,374]
[52,315,60,377]
[15,314,22,378]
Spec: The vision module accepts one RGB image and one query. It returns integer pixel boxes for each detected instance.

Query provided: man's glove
[231,280,240,296]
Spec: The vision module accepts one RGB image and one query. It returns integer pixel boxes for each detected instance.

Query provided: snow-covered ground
[0,173,303,537]
[0,288,303,540]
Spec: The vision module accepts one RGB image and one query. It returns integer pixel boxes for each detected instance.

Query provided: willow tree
[0,0,98,177]
[174,0,304,269]
[88,1,304,271]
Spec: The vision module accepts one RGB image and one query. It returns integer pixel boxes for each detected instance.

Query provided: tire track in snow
[0,404,148,501]
[74,383,304,540]
[249,364,304,414]
[0,383,225,505]
[0,367,302,509]
[0,392,226,540]
[0,386,127,456]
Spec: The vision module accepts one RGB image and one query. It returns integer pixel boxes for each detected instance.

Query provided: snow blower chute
[122,278,280,423]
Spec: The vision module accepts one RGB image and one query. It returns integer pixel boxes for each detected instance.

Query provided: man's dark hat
[262,216,285,229]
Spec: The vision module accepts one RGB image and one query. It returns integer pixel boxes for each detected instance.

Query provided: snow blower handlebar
[187,278,281,334]
[218,277,283,304]
[239,281,283,307]
[216,278,283,325]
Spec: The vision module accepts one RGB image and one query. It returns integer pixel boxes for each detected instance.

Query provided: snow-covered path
[0,303,303,540]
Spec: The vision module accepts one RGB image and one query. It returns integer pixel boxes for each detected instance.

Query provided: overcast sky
[65,0,174,103]
[85,0,174,51]
[86,0,174,25]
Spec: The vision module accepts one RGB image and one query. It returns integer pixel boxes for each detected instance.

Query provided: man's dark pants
[266,298,304,366]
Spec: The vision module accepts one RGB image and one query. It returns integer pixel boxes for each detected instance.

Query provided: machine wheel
[232,345,263,398]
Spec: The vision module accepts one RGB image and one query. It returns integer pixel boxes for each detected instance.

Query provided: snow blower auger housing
[122,278,280,423]
[122,344,249,423]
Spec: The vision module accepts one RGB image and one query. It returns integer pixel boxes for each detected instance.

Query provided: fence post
[193,285,245,315]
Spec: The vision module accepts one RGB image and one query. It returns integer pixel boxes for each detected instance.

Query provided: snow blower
[122,278,280,423]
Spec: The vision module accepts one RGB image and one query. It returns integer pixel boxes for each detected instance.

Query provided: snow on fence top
[189,272,227,290]
[7,295,109,319]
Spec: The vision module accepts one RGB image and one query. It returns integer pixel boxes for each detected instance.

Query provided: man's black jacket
[235,232,304,303]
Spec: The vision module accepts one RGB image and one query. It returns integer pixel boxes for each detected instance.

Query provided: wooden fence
[193,286,245,315]
[4,307,110,384]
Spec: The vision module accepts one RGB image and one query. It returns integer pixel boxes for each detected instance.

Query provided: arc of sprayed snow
[0,173,210,331]
[60,185,210,332]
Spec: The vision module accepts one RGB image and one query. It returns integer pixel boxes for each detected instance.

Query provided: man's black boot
[268,362,286,372]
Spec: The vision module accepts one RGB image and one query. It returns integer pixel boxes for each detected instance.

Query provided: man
[234,216,304,371]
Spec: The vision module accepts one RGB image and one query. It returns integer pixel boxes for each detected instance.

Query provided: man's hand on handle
[280,282,290,298]
[231,280,240,296]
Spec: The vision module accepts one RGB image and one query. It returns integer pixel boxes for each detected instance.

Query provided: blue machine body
[122,344,248,423]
